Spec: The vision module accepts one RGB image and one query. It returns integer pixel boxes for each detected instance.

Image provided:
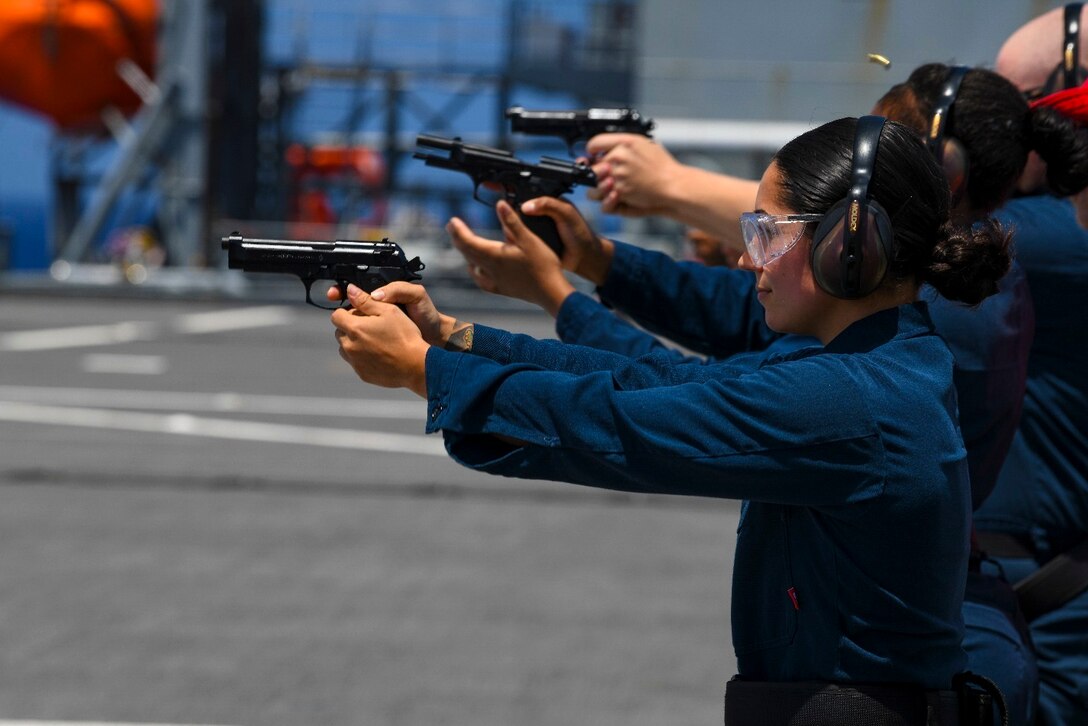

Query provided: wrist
[407,343,430,398]
[576,237,615,287]
[444,321,474,353]
[437,314,460,347]
[541,278,577,318]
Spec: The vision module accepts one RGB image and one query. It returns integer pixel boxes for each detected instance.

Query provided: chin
[763,313,809,338]
[762,314,790,334]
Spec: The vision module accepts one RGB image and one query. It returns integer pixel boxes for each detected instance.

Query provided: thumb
[585,132,644,157]
[346,284,383,314]
[523,196,586,240]
[520,196,566,219]
[371,281,424,306]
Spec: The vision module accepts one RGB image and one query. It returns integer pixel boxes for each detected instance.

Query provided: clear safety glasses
[738,212,823,267]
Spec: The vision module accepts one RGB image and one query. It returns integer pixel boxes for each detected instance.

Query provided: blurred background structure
[0,0,1061,290]
[0,0,645,286]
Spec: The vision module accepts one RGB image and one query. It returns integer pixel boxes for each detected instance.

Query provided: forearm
[596,242,780,357]
[424,348,881,504]
[467,319,706,384]
[656,167,759,247]
[556,290,695,362]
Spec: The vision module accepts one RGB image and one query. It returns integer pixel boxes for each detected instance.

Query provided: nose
[736,249,761,272]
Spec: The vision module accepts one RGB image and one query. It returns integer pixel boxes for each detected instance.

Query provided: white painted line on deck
[81,355,169,375]
[0,386,426,419]
[171,305,295,334]
[0,321,160,351]
[0,305,297,353]
[0,401,447,457]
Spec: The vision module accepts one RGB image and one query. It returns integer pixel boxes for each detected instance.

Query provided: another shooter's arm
[505,107,655,155]
[413,134,597,257]
[220,234,424,309]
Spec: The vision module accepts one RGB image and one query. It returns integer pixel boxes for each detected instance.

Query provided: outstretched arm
[424,344,880,506]
[585,132,759,252]
[446,199,782,359]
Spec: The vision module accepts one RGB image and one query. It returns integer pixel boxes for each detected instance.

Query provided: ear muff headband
[1045,4,1086,94]
[810,115,893,299]
[1064,3,1084,89]
[927,66,968,161]
[927,65,970,206]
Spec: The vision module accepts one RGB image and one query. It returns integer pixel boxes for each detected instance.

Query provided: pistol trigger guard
[471,179,490,206]
[302,277,343,310]
[302,277,319,308]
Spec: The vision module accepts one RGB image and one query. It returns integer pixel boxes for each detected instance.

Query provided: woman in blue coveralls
[447,63,1088,726]
[330,117,1011,723]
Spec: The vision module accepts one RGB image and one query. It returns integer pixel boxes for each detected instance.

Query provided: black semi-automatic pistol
[414,133,597,257]
[505,106,655,155]
[221,233,424,309]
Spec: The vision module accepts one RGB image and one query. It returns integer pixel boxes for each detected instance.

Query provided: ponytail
[921,217,1013,305]
[1029,104,1088,195]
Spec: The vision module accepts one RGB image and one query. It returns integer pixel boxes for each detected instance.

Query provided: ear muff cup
[810,197,894,298]
[927,66,971,208]
[939,137,970,207]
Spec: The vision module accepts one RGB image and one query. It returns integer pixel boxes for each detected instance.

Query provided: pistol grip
[519,209,564,258]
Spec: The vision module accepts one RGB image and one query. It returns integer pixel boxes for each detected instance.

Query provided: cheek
[765,245,813,294]
[761,249,823,329]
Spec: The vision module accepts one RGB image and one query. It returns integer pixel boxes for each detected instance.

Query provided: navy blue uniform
[425,303,970,688]
[571,242,1032,504]
[975,195,1088,725]
[555,240,1038,724]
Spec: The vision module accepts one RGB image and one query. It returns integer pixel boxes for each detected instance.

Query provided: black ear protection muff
[1042,3,1087,95]
[927,65,970,207]
[810,115,894,299]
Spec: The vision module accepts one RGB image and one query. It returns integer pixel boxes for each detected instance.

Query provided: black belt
[723,673,1004,726]
[975,532,1088,622]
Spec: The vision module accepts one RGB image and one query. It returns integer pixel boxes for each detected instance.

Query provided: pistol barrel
[505,107,654,152]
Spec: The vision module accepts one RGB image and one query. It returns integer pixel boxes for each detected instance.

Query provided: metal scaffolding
[49,0,639,269]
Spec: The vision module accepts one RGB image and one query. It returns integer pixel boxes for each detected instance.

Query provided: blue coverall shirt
[550,239,1038,724]
[424,303,970,689]
[577,240,1031,506]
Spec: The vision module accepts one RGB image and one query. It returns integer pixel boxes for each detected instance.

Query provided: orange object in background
[285,142,387,225]
[0,0,158,131]
[285,143,386,190]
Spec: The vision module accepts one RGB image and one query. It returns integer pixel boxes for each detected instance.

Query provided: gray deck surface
[0,290,738,726]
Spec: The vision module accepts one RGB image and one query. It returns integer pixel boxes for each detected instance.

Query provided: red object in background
[1031,79,1088,125]
[0,0,158,131]
[286,143,386,189]
[285,142,387,225]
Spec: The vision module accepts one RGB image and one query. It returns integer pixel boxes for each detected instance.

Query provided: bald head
[997,4,1086,92]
